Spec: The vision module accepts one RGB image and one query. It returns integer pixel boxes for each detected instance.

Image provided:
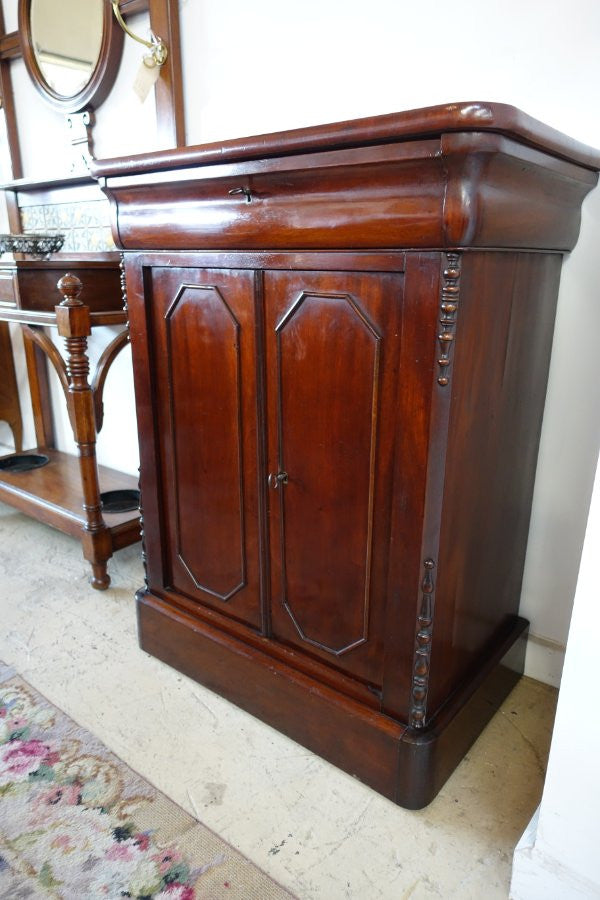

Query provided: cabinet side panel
[428,251,562,715]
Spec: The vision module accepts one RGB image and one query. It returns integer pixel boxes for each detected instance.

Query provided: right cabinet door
[264,270,404,685]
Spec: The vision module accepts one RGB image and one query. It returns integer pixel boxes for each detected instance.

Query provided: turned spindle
[55,273,111,590]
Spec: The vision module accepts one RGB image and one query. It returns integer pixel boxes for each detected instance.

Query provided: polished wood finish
[0,31,21,61]
[138,592,528,808]
[0,258,140,588]
[0,254,124,321]
[93,100,600,175]
[0,4,22,182]
[264,269,404,684]
[428,252,563,717]
[99,105,599,806]
[149,0,184,147]
[97,134,596,253]
[22,328,54,447]
[55,273,111,589]
[0,447,138,532]
[0,257,125,450]
[21,323,69,399]
[91,328,130,432]
[0,322,23,452]
[144,265,262,626]
[119,0,148,14]
[0,446,140,549]
[0,174,99,192]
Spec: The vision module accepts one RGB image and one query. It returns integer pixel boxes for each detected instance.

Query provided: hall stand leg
[22,328,54,448]
[55,273,111,590]
[0,321,23,451]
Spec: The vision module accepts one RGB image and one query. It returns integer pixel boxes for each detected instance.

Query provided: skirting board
[138,589,529,809]
[524,633,566,687]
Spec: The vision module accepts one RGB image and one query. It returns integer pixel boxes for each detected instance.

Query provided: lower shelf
[137,589,528,809]
[0,447,141,549]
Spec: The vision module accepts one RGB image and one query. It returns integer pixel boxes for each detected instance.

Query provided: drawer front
[15,267,121,313]
[108,142,446,251]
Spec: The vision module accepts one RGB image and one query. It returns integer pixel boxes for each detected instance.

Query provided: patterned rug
[0,662,294,899]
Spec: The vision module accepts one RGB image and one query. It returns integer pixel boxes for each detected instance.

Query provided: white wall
[2,0,600,680]
[11,10,158,174]
[511,450,600,898]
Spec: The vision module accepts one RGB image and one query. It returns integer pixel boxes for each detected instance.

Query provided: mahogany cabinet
[94,102,600,807]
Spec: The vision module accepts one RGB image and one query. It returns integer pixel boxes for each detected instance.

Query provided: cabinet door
[144,266,262,629]
[264,270,404,685]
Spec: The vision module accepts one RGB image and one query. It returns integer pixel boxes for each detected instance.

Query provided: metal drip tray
[0,453,50,472]
[100,489,140,513]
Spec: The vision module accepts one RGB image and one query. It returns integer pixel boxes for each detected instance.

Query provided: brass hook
[111,1,168,68]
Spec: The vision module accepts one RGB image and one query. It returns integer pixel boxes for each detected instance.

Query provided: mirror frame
[18,0,124,113]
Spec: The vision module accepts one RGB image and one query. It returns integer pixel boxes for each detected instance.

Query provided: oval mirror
[19,0,124,112]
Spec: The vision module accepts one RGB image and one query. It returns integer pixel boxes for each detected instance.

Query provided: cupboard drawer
[14,267,122,313]
[108,140,446,251]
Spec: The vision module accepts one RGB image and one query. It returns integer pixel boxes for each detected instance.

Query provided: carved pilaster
[409,558,436,728]
[119,255,147,590]
[138,467,148,591]
[119,253,129,324]
[436,252,461,387]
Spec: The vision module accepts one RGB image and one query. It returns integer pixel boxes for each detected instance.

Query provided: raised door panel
[264,270,404,685]
[144,266,261,629]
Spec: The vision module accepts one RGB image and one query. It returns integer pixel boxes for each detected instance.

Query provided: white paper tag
[133,59,160,103]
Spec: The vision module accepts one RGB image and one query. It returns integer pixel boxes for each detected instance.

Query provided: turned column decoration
[55,273,111,590]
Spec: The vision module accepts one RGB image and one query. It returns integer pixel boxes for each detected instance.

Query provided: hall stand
[0,255,140,588]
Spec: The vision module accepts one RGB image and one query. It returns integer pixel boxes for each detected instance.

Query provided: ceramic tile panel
[18,199,115,252]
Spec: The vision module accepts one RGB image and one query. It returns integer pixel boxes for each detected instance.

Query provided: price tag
[133,58,160,103]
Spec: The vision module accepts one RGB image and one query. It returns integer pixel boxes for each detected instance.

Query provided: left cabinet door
[139,266,263,630]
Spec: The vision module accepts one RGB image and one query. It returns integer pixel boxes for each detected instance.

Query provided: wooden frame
[0,0,184,200]
[18,0,124,113]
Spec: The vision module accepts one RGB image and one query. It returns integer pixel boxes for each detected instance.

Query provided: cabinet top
[91,101,600,177]
[94,102,599,254]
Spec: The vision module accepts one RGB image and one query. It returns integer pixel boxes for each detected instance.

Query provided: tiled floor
[0,500,557,899]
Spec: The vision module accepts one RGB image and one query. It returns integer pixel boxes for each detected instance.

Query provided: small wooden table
[0,253,140,588]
